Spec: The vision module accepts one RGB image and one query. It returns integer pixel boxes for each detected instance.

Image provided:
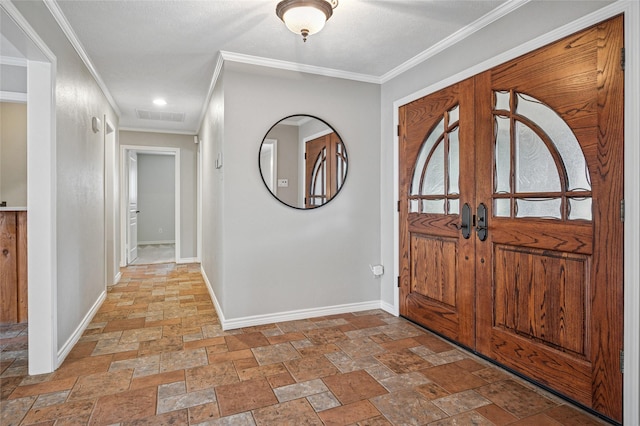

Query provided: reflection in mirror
[259,115,347,209]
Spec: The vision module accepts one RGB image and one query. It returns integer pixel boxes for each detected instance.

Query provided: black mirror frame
[258,114,348,210]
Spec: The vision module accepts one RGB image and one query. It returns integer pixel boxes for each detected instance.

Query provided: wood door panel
[407,214,460,238]
[476,16,623,421]
[400,77,476,348]
[0,212,19,323]
[490,219,593,255]
[410,234,457,307]
[491,27,598,118]
[590,16,625,419]
[494,245,589,356]
[17,212,27,323]
[490,329,592,407]
[405,293,461,342]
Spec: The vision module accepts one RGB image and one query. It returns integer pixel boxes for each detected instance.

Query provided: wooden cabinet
[0,211,27,323]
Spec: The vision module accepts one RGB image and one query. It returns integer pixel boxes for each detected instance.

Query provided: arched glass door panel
[492,90,591,220]
[409,105,460,215]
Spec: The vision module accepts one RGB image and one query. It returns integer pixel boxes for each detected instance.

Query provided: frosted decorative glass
[423,142,445,195]
[423,199,445,214]
[410,199,419,213]
[495,91,510,111]
[516,93,590,191]
[411,118,444,195]
[515,198,561,219]
[448,128,460,195]
[448,105,459,124]
[310,147,327,207]
[569,198,592,220]
[515,122,561,193]
[448,199,459,215]
[495,116,511,193]
[494,199,510,217]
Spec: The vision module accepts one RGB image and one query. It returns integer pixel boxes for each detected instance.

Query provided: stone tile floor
[1,263,608,425]
[132,244,175,265]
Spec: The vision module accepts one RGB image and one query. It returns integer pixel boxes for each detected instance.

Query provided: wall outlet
[370,264,384,277]
[277,179,289,187]
[158,227,163,234]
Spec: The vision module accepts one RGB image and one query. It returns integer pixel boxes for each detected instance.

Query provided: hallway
[1,264,606,425]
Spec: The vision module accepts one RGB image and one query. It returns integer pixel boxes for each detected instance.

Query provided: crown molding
[219,50,382,84]
[215,0,532,88]
[0,56,27,67]
[195,51,225,135]
[44,0,121,116]
[119,126,197,136]
[0,90,27,102]
[1,1,56,62]
[379,0,531,83]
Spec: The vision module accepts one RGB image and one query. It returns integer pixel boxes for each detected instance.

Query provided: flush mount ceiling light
[153,98,167,106]
[276,0,338,42]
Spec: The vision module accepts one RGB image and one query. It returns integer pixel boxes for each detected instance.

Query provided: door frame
[120,145,181,266]
[104,118,118,284]
[1,2,58,375]
[260,138,278,193]
[301,128,333,207]
[391,2,639,424]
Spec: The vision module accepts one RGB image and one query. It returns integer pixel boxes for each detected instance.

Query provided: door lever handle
[460,203,471,239]
[476,203,488,241]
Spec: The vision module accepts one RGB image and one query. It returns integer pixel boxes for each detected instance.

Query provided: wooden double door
[399,16,623,422]
[305,132,347,208]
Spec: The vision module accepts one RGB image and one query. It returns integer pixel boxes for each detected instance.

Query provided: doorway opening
[1,3,57,374]
[120,145,180,266]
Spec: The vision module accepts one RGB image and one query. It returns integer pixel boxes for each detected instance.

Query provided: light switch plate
[277,179,289,187]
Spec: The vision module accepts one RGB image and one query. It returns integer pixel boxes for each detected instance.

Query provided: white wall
[11,0,118,353]
[119,131,197,259]
[379,0,616,309]
[200,62,381,323]
[0,102,27,206]
[137,153,175,244]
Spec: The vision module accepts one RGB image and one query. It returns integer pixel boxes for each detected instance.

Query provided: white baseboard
[199,266,396,331]
[114,271,122,285]
[177,257,199,264]
[56,290,106,367]
[381,300,399,317]
[221,300,384,331]
[200,264,226,324]
[138,240,175,245]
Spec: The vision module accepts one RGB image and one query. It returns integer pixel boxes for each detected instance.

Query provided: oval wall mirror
[259,115,348,209]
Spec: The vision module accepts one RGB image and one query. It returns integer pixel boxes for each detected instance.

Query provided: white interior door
[260,139,277,193]
[127,151,138,263]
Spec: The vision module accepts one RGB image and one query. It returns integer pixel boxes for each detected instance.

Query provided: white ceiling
[52,0,510,134]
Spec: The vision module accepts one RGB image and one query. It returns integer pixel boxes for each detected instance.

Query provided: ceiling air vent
[135,109,185,122]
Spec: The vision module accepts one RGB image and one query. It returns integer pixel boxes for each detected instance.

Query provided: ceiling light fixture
[153,98,167,106]
[276,0,338,42]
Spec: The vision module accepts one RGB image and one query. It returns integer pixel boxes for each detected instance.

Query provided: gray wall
[137,153,175,244]
[199,72,225,308]
[0,102,27,207]
[119,131,198,259]
[200,61,381,320]
[378,0,616,308]
[11,0,119,351]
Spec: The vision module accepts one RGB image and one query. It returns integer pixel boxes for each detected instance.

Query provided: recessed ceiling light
[153,98,167,106]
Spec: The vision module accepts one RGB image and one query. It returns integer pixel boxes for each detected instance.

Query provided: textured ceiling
[54,0,508,133]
